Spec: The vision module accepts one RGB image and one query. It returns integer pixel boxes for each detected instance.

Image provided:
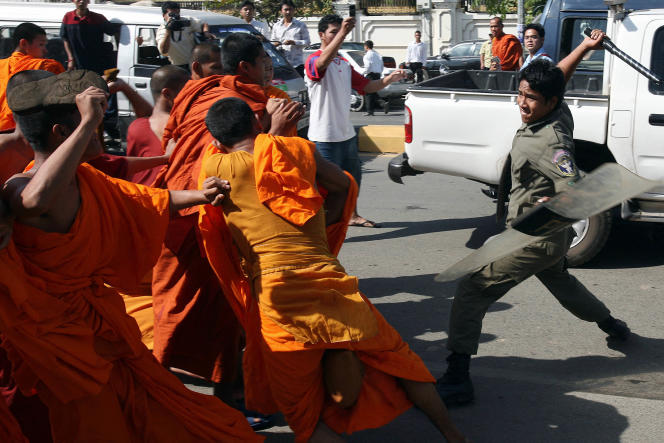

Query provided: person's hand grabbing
[266,98,287,115]
[75,87,108,127]
[201,176,230,207]
[341,17,355,35]
[582,29,606,51]
[107,78,129,95]
[269,101,303,135]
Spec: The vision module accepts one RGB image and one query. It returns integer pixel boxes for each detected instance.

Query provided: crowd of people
[0,0,632,441]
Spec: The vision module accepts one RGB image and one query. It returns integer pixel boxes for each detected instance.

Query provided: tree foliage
[204,0,334,26]
[471,0,547,22]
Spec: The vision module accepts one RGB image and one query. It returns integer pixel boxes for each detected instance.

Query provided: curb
[357,125,404,154]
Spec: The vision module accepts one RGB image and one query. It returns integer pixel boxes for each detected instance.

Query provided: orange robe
[492,33,523,71]
[201,135,435,442]
[265,84,290,100]
[0,52,64,131]
[149,75,272,383]
[0,164,260,442]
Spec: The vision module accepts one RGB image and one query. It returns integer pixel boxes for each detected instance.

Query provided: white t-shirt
[363,49,383,75]
[156,16,203,66]
[250,19,270,39]
[305,50,370,142]
[406,40,427,64]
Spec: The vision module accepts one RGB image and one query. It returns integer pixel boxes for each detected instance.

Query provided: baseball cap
[8,70,108,113]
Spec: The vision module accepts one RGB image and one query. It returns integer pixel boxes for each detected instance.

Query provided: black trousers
[409,62,423,83]
[365,72,382,114]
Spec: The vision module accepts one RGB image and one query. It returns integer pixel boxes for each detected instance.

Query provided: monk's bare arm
[314,150,349,225]
[109,79,153,118]
[558,29,605,83]
[168,176,229,214]
[124,155,169,177]
[3,87,106,218]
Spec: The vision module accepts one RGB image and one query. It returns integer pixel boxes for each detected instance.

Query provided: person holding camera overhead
[157,1,214,70]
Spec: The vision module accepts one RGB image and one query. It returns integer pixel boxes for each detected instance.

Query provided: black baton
[583,27,662,84]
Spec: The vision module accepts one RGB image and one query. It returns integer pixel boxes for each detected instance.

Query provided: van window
[0,26,67,70]
[207,25,299,81]
[559,17,606,72]
[135,27,169,78]
[649,26,664,95]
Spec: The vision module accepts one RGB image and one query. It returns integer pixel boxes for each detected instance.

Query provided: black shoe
[436,374,474,406]
[383,101,390,114]
[597,316,630,340]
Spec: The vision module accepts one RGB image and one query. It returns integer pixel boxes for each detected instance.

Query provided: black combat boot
[435,352,474,406]
[597,315,630,340]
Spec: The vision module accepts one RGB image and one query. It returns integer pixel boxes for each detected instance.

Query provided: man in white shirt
[521,23,553,70]
[156,1,213,69]
[240,1,270,40]
[406,30,427,82]
[306,15,405,227]
[271,0,310,77]
[362,40,389,116]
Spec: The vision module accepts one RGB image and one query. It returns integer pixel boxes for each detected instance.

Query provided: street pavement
[186,114,664,442]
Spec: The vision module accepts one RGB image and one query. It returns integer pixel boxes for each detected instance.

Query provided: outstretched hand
[201,176,230,206]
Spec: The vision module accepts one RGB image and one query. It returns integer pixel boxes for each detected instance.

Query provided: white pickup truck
[389,3,664,265]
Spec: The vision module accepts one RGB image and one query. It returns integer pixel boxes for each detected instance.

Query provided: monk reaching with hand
[0,69,261,442]
[200,96,468,443]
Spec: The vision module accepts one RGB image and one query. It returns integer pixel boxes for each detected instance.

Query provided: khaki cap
[8,70,108,113]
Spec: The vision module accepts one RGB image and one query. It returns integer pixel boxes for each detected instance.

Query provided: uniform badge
[552,150,576,176]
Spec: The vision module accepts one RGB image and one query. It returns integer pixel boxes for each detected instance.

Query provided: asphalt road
[187,114,664,442]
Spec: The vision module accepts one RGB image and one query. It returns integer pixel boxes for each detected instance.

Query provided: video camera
[166,12,190,31]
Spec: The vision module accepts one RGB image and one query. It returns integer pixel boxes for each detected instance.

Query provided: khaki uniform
[447,103,611,355]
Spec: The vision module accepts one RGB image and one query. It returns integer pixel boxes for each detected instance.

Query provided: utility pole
[517,0,525,42]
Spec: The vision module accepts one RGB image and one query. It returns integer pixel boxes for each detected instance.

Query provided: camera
[166,12,190,31]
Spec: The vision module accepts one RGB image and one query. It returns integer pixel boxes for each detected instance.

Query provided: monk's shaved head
[13,23,46,48]
[149,65,190,101]
[190,43,223,80]
[206,97,255,147]
[191,42,221,65]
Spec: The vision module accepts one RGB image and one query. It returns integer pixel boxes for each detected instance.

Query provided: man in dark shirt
[61,0,122,146]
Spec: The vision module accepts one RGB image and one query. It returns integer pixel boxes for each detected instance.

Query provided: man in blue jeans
[305,14,404,227]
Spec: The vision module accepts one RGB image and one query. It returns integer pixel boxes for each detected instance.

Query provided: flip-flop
[349,219,381,228]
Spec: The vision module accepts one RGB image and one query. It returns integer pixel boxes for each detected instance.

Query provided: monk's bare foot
[348,216,380,228]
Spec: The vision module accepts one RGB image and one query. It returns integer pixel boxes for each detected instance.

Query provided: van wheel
[566,209,613,267]
[350,90,364,112]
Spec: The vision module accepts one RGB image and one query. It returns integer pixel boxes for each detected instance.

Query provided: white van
[0,2,309,135]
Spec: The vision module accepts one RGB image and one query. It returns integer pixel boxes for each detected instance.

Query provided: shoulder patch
[552,150,576,176]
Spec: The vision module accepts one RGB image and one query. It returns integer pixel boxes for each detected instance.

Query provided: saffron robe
[0,164,261,442]
[492,33,523,71]
[0,52,64,131]
[149,75,269,383]
[201,135,435,442]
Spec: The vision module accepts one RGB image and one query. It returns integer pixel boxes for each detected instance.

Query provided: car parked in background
[304,42,397,68]
[424,40,484,79]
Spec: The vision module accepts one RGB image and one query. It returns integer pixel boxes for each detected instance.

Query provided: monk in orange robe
[1,70,260,441]
[490,17,523,71]
[150,33,298,403]
[0,23,64,132]
[200,97,467,442]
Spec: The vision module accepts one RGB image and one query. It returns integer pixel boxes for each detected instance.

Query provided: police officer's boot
[435,352,474,406]
[597,315,630,340]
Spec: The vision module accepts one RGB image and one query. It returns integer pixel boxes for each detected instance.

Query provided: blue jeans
[315,136,361,188]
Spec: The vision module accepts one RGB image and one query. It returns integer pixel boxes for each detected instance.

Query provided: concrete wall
[300,1,518,62]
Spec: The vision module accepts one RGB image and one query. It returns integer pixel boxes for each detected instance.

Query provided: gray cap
[7,70,108,113]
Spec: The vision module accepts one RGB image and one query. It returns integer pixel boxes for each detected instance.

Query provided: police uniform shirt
[507,102,580,222]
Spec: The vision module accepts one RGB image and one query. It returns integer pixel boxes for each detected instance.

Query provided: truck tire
[565,210,613,267]
[350,89,364,112]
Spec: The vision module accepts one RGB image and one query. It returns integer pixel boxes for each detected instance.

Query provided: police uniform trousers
[447,228,611,355]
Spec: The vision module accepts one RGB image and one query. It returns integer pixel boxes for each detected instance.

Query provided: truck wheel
[565,210,613,267]
[350,90,364,112]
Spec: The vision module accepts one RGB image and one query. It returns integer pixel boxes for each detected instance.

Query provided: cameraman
[157,1,213,70]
